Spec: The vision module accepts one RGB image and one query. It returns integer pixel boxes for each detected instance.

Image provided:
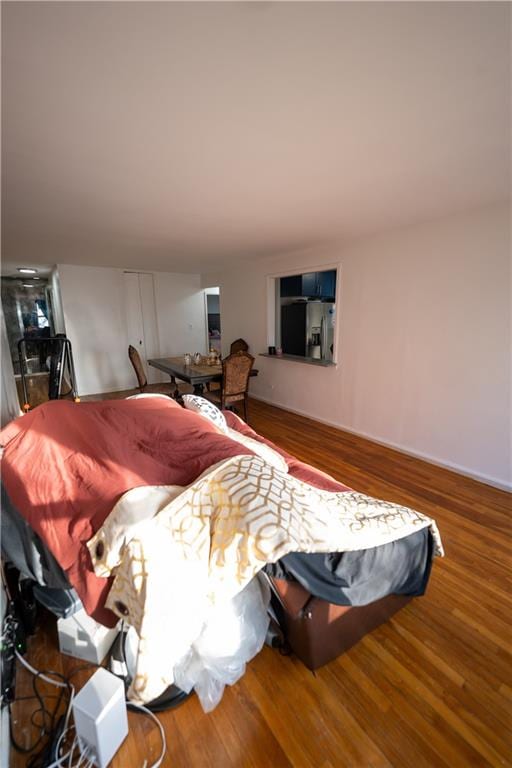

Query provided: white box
[72,667,128,768]
[57,608,119,665]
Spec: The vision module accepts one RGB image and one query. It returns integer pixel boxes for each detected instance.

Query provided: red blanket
[1,399,351,626]
[223,411,351,493]
[0,399,253,625]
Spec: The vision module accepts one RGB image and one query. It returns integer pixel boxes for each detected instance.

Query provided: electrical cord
[9,669,69,761]
[11,650,84,768]
[127,702,166,768]
[29,719,72,768]
[15,650,75,730]
[44,724,76,768]
[9,675,50,754]
[13,647,166,767]
[11,650,102,767]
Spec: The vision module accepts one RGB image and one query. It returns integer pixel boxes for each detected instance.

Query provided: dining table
[148,356,257,398]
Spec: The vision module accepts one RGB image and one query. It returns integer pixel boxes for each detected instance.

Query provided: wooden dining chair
[230,338,249,354]
[206,350,255,422]
[128,345,177,397]
[206,340,248,392]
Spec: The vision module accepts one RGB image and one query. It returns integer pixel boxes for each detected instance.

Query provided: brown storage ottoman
[269,577,411,670]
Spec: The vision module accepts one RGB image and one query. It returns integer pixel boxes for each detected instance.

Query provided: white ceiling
[1,262,54,279]
[2,2,510,274]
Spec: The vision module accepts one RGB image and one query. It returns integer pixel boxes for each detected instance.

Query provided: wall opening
[267,267,339,364]
[204,287,221,355]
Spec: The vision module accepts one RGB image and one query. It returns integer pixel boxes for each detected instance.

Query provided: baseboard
[250,395,512,492]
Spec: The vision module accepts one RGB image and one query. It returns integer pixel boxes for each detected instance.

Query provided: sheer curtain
[1,306,21,427]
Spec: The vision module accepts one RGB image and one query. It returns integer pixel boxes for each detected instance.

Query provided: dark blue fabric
[2,483,82,617]
[1,483,70,589]
[264,529,434,606]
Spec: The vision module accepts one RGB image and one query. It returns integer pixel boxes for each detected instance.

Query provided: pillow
[225,428,288,474]
[182,395,228,433]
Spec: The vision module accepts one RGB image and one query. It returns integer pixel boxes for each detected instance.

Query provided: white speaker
[72,667,128,768]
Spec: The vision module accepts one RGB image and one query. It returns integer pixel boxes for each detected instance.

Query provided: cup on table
[184,353,191,366]
[268,346,276,355]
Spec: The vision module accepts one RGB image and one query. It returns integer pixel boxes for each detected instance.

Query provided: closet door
[123,272,160,384]
[138,273,160,383]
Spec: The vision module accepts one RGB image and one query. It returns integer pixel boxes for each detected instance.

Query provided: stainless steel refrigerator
[281,301,335,361]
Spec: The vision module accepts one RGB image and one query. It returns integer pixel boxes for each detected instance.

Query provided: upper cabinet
[317,270,336,299]
[280,269,336,300]
[301,272,318,297]
[280,274,303,298]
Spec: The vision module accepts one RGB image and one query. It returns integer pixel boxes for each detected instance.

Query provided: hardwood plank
[364,633,507,766]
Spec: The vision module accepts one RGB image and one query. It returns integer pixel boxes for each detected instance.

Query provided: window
[36,302,49,329]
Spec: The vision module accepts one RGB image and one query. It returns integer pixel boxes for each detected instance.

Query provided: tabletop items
[149,355,257,399]
[208,349,221,365]
[183,350,221,367]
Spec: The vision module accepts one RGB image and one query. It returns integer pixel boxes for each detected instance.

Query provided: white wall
[203,204,511,489]
[58,264,206,396]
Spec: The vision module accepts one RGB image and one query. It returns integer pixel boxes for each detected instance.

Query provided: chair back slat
[128,345,147,391]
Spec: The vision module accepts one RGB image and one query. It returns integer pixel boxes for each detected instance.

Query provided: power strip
[1,584,11,768]
[0,602,25,706]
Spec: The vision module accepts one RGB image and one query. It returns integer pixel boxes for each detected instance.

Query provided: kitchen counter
[259,353,336,367]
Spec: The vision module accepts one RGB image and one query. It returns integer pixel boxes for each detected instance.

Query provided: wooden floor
[10,397,512,767]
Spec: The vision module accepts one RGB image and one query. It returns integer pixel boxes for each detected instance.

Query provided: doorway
[204,288,221,355]
[1,275,56,407]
